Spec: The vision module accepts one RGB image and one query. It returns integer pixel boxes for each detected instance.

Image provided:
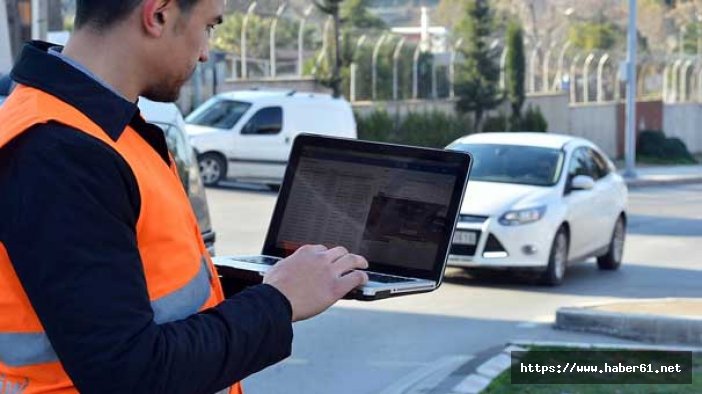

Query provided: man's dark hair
[75,0,200,30]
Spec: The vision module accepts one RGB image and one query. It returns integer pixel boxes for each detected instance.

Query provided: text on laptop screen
[275,146,461,271]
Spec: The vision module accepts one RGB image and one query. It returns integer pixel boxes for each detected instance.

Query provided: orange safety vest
[0,85,243,394]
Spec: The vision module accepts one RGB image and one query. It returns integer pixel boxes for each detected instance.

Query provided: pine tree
[454,0,501,132]
[505,21,525,131]
[314,0,344,98]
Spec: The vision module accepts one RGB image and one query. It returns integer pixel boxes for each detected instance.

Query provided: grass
[483,346,702,394]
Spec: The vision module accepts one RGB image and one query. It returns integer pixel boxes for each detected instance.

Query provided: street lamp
[624,0,637,178]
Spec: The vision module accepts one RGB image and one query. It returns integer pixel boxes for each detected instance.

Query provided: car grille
[450,230,482,256]
[458,214,489,224]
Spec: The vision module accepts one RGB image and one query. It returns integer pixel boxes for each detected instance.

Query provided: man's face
[143,0,224,102]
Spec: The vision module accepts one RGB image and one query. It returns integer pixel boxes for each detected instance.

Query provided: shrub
[637,130,697,164]
[482,113,509,133]
[356,109,395,143]
[356,109,473,148]
[481,105,548,133]
[521,105,548,132]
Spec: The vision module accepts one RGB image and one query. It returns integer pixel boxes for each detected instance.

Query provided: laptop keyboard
[366,272,413,284]
[237,256,281,265]
[234,257,412,284]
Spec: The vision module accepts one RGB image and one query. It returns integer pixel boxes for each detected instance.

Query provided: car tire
[597,216,626,271]
[198,153,226,186]
[540,227,569,286]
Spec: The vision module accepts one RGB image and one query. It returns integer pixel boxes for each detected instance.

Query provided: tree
[314,0,386,99]
[210,12,318,78]
[504,21,525,130]
[454,0,501,132]
[435,0,465,31]
[314,0,344,98]
[341,0,386,30]
[568,20,620,51]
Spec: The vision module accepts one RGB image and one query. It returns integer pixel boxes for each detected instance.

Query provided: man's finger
[332,253,368,276]
[324,246,350,263]
[336,270,369,297]
[297,244,328,254]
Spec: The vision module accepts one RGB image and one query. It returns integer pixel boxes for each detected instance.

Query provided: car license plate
[454,231,477,245]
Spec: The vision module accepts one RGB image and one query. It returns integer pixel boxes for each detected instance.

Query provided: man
[0,1,369,393]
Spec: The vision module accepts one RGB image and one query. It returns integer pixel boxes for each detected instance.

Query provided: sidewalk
[556,298,702,346]
[618,164,702,188]
[398,299,702,393]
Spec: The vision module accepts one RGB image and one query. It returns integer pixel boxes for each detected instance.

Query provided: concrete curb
[509,339,702,353]
[555,306,702,346]
[624,176,702,189]
[449,345,525,394]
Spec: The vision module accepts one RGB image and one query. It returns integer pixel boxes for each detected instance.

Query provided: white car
[446,132,628,285]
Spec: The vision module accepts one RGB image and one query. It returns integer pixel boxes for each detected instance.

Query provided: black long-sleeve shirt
[0,41,293,394]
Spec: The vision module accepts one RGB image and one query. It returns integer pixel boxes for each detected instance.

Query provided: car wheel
[597,216,625,270]
[199,153,226,186]
[540,227,569,286]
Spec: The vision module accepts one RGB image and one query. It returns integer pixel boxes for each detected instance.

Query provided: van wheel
[540,227,569,286]
[597,217,625,270]
[199,153,226,186]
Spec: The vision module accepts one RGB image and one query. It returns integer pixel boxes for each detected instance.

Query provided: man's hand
[263,245,369,322]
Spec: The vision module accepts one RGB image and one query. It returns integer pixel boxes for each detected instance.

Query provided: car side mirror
[571,175,595,191]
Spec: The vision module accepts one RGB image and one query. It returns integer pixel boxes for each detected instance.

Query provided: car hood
[460,181,555,216]
[186,123,222,136]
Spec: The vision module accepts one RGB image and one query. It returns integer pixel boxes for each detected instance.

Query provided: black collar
[10,41,139,141]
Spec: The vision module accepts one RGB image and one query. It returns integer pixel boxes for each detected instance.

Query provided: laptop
[213,134,472,301]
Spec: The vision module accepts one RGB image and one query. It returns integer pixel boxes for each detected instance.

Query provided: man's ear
[142,0,173,37]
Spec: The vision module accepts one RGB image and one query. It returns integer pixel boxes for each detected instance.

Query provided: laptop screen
[263,135,471,281]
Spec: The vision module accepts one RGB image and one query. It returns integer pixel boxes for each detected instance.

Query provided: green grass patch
[483,346,702,394]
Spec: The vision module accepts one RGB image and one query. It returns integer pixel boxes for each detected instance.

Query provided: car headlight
[499,206,547,226]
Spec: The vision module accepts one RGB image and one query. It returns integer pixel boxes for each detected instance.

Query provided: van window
[186,99,251,130]
[242,107,283,135]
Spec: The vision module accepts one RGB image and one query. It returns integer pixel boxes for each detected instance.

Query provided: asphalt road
[206,182,702,394]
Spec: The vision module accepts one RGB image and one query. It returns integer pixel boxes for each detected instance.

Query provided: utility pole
[0,0,13,71]
[624,0,637,178]
[31,0,48,41]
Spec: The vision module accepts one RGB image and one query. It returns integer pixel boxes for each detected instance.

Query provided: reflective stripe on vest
[152,257,213,324]
[0,256,212,367]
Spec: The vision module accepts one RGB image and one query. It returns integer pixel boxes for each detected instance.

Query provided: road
[206,182,702,394]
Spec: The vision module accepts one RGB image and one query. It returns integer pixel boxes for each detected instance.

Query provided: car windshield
[186,98,251,129]
[448,143,564,186]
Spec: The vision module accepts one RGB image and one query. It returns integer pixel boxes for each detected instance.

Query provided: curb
[448,345,525,394]
[555,306,702,346]
[509,339,702,353]
[624,176,702,189]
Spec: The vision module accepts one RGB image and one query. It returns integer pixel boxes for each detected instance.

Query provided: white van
[185,89,357,188]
